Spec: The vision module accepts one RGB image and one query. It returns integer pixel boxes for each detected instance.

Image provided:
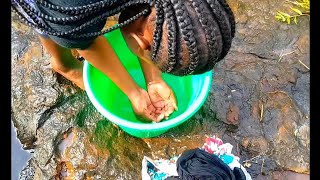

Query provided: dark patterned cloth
[176,148,246,180]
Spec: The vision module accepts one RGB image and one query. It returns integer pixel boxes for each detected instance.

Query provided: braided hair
[11,0,235,76]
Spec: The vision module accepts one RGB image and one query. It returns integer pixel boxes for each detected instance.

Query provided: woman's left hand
[147,79,178,121]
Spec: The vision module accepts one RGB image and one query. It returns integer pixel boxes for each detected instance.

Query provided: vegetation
[275,0,310,24]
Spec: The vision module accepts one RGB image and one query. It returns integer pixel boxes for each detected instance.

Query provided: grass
[275,0,310,24]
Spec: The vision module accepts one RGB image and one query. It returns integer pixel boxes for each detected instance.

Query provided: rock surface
[11,0,309,179]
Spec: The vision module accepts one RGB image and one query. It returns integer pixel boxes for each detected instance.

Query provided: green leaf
[275,15,281,20]
[290,7,303,15]
[294,16,297,24]
[279,11,291,17]
[287,17,291,24]
[295,2,304,8]
[276,12,286,21]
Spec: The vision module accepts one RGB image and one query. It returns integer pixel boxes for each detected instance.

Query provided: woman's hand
[128,88,164,122]
[147,79,178,121]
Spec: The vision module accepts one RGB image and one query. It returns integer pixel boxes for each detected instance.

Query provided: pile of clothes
[142,136,252,180]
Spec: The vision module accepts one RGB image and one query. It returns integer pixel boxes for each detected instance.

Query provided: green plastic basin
[83,29,212,138]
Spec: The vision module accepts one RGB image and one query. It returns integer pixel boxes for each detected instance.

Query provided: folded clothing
[176,148,237,180]
[141,136,252,180]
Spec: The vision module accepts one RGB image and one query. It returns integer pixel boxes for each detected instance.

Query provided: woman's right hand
[128,88,164,123]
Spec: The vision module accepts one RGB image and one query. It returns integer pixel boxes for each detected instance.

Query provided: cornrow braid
[217,0,235,38]
[17,0,109,25]
[12,0,235,76]
[117,0,235,75]
[12,0,150,37]
[151,0,164,62]
[161,0,177,73]
[11,5,52,33]
[205,0,233,60]
[190,0,223,73]
[12,5,43,29]
[171,0,200,75]
[150,0,235,75]
[35,0,122,15]
[73,9,150,38]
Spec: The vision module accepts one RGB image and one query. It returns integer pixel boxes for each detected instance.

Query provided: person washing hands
[11,0,235,122]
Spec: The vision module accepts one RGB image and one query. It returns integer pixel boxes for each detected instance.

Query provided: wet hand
[128,88,164,123]
[147,80,178,121]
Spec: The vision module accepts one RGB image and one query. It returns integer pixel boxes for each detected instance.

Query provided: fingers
[162,90,178,119]
[138,93,158,122]
[130,88,166,123]
[153,93,177,120]
[164,103,174,119]
[147,103,156,113]
[143,108,158,122]
[170,93,178,111]
[145,104,165,123]
[143,108,165,123]
[152,100,165,109]
[149,90,166,118]
[151,99,165,114]
[147,81,179,121]
[155,108,164,114]
[155,113,165,123]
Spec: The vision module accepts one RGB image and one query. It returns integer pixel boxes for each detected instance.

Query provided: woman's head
[119,0,235,76]
[12,0,235,76]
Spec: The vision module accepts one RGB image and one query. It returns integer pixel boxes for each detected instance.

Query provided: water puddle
[11,121,32,180]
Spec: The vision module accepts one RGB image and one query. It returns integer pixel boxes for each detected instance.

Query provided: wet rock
[226,103,240,125]
[19,158,45,180]
[241,154,279,178]
[142,135,205,159]
[241,136,269,156]
[227,0,309,60]
[207,0,309,174]
[55,161,75,180]
[19,160,36,180]
[255,170,310,180]
[272,171,310,180]
[296,123,310,149]
[292,73,310,117]
[55,128,77,160]
[12,0,309,179]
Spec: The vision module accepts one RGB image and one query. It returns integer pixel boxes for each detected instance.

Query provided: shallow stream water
[11,121,32,180]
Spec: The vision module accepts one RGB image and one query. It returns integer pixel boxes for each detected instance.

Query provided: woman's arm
[138,57,162,84]
[138,58,177,120]
[77,35,159,122]
[77,35,140,98]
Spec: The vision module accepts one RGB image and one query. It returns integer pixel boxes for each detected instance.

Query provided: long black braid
[12,0,151,37]
[171,0,201,75]
[189,0,223,73]
[161,0,177,73]
[151,0,164,62]
[12,0,235,76]
[35,0,121,15]
[217,0,236,38]
[205,0,233,60]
